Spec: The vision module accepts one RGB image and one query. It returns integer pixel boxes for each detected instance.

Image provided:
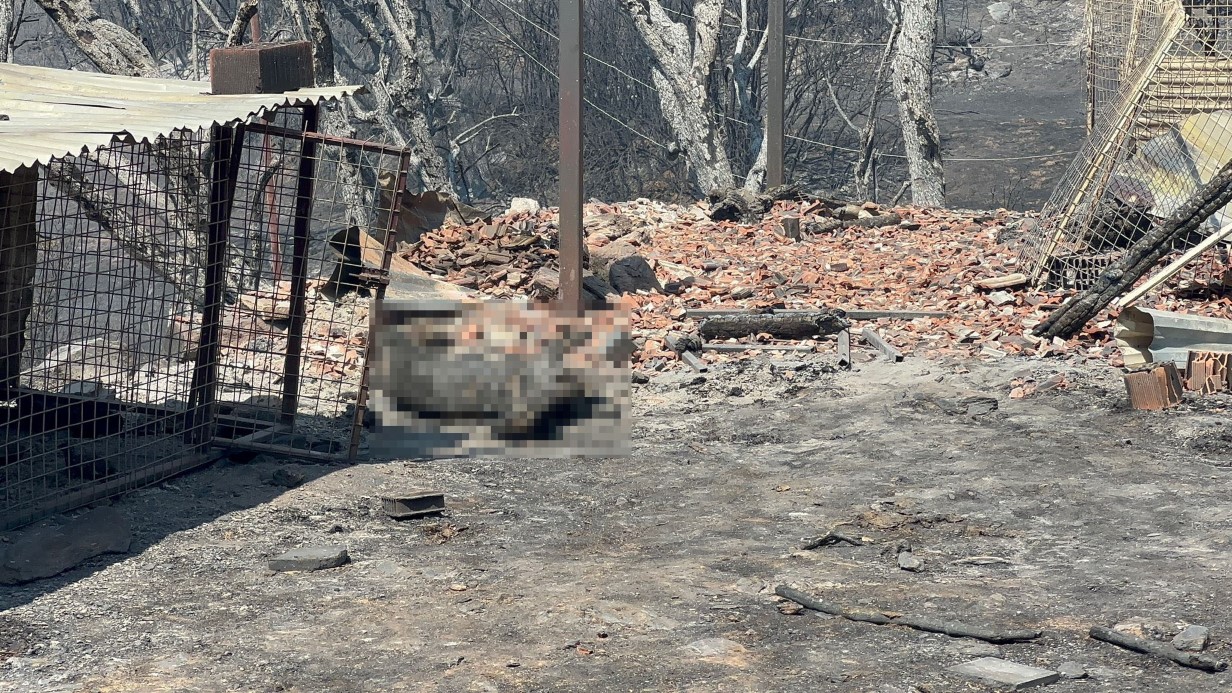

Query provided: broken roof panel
[0,63,358,173]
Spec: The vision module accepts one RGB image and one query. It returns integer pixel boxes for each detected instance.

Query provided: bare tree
[0,0,13,62]
[887,0,945,206]
[31,0,158,76]
[624,0,737,195]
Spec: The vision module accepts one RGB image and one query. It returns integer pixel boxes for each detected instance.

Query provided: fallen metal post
[861,327,903,362]
[838,328,851,369]
[681,351,708,372]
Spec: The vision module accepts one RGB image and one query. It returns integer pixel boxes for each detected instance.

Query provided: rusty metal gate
[208,110,412,463]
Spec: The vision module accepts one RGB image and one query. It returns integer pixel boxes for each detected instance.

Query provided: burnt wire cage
[0,104,412,529]
[1023,0,1232,289]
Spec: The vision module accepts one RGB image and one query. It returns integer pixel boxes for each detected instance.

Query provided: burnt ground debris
[2,354,1232,691]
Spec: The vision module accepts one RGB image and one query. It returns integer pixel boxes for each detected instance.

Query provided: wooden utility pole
[766,0,785,188]
[558,0,584,313]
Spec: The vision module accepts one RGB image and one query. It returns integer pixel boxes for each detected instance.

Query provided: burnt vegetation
[4,0,1009,207]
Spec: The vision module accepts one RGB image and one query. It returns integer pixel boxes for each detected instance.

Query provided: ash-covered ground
[3,350,1232,692]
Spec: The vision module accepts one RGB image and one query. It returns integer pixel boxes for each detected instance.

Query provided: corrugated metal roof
[0,63,359,172]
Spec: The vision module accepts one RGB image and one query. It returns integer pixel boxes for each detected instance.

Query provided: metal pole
[558,0,584,314]
[189,124,242,449]
[767,0,785,188]
[280,104,320,428]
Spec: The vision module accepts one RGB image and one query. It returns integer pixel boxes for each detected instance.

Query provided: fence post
[767,0,785,188]
[558,0,584,314]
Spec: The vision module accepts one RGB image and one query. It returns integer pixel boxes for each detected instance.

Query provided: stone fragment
[268,468,306,489]
[268,546,349,572]
[948,657,1059,689]
[897,552,923,572]
[989,290,1016,307]
[1057,662,1087,679]
[608,256,662,294]
[0,507,132,585]
[987,2,1014,22]
[683,638,746,658]
[506,197,541,215]
[1173,625,1210,652]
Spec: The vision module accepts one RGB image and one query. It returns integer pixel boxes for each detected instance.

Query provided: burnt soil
[3,351,1232,692]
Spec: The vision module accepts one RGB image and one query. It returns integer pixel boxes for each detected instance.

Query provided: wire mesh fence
[1023,0,1232,289]
[0,130,218,530]
[0,106,410,530]
[216,115,411,462]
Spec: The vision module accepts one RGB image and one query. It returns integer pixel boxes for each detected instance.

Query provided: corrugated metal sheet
[0,63,358,172]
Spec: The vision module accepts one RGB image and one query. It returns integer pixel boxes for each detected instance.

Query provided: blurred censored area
[367,299,631,458]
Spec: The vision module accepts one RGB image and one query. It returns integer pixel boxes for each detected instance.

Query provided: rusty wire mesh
[1022,0,1232,289]
[215,113,410,461]
[1,106,410,529]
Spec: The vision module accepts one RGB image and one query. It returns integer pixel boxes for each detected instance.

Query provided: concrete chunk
[949,657,1060,690]
[269,546,350,572]
[1173,625,1211,652]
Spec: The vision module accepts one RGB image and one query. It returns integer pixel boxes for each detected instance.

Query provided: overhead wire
[718,111,1077,162]
[466,0,669,150]
[473,1,1079,164]
[483,0,662,94]
[660,4,1077,50]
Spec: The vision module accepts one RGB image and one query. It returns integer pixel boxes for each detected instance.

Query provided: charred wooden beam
[699,310,848,341]
[1090,626,1228,672]
[1035,160,1232,340]
[775,585,1042,644]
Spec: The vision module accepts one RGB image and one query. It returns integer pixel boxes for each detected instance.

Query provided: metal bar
[186,123,241,447]
[681,350,709,372]
[1,451,225,532]
[351,148,415,462]
[304,130,415,155]
[703,343,814,353]
[861,327,904,362]
[280,104,319,427]
[685,308,948,320]
[243,122,414,157]
[838,328,851,369]
[766,0,785,188]
[558,0,584,314]
[218,438,344,462]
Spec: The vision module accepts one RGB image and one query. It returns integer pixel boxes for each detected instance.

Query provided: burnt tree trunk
[1035,160,1232,340]
[625,0,737,196]
[0,0,13,62]
[889,0,945,207]
[0,167,38,397]
[32,0,158,77]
